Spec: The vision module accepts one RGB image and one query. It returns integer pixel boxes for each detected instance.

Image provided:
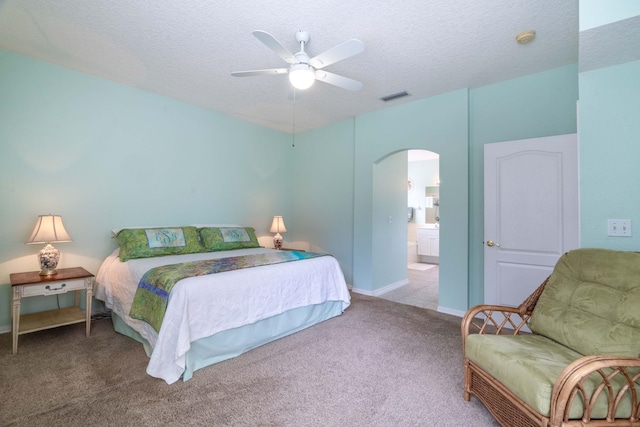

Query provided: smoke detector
[516,30,536,45]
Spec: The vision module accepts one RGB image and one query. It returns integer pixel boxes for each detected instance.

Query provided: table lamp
[26,214,73,275]
[269,216,287,250]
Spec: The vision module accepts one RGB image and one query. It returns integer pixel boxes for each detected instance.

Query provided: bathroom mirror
[425,186,439,223]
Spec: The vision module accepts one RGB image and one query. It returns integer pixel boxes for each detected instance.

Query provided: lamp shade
[26,214,73,244]
[289,64,315,90]
[270,216,287,234]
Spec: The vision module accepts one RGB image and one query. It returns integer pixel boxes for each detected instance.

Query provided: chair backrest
[529,248,640,357]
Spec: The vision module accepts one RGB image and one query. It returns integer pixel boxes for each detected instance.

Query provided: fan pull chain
[292,87,296,147]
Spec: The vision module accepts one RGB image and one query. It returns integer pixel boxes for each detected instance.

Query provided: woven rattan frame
[461,276,640,427]
[466,359,544,427]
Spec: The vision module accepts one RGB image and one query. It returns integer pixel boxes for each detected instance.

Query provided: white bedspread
[95,248,351,383]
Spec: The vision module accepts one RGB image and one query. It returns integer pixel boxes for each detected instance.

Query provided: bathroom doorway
[380,149,440,310]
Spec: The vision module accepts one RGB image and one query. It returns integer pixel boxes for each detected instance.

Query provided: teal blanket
[129,251,327,332]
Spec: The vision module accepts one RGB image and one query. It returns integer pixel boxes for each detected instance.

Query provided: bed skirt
[111,300,344,381]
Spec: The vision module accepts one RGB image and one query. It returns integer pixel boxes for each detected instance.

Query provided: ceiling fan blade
[315,70,363,91]
[309,39,364,69]
[231,68,289,77]
[252,30,298,64]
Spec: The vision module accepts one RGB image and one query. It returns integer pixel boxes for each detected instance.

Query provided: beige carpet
[0,294,498,427]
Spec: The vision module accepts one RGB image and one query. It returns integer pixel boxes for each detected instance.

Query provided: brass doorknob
[486,240,500,247]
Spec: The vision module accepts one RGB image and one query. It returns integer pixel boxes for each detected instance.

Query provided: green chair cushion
[465,334,635,418]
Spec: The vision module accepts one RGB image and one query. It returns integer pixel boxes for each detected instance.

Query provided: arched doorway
[371,149,440,310]
[351,94,470,315]
[406,149,440,310]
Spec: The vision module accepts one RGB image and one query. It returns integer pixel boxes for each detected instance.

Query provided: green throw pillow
[115,226,204,261]
[198,227,260,252]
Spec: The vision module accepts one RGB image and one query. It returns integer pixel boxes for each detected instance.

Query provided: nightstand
[10,267,94,354]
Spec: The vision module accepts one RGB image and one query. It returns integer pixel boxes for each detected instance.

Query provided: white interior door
[484,134,579,306]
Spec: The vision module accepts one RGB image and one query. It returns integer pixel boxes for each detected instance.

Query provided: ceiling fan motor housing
[295,52,311,64]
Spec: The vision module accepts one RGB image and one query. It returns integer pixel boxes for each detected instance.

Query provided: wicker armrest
[461,277,550,350]
[461,304,533,352]
[549,355,640,426]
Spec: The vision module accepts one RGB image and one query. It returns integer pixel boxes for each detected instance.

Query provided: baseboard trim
[352,279,409,297]
[436,306,465,318]
[350,282,466,318]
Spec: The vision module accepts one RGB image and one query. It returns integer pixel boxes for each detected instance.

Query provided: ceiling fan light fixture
[289,64,315,89]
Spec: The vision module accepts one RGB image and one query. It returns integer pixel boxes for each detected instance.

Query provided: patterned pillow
[198,227,261,252]
[115,226,204,261]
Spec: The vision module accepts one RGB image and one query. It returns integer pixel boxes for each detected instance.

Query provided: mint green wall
[353,66,577,308]
[373,151,408,288]
[579,60,640,249]
[0,50,291,328]
[290,120,355,283]
[578,2,640,250]
[467,64,579,306]
[353,89,469,311]
[0,46,582,330]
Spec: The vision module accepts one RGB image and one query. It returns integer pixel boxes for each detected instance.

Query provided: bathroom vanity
[417,224,439,258]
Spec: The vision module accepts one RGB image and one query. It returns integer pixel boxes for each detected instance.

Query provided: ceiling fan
[231,30,364,91]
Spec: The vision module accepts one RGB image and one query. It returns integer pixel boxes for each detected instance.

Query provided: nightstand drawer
[20,278,87,297]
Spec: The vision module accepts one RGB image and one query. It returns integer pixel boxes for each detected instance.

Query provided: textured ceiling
[0,0,578,133]
[579,15,640,72]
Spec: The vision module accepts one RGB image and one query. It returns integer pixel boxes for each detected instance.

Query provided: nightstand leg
[85,277,93,337]
[12,286,21,354]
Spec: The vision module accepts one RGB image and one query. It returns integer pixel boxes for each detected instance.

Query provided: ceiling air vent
[380,91,410,102]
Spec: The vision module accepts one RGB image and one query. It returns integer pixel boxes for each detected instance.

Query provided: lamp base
[273,234,283,250]
[39,268,58,276]
[38,243,60,276]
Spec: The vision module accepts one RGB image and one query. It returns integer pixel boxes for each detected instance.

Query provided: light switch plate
[607,219,632,237]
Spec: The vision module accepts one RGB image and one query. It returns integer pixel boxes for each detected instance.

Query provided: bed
[94,226,351,384]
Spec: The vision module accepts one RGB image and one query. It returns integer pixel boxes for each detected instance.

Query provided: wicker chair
[461,249,640,427]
